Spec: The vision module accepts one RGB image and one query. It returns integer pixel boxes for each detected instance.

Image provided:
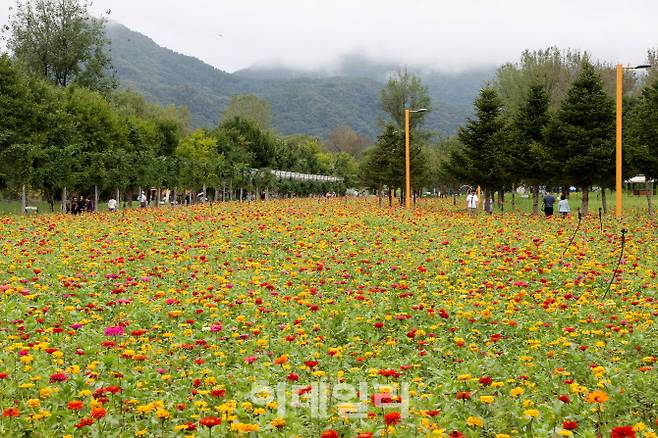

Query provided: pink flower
[210,324,222,332]
[244,356,257,364]
[104,326,124,336]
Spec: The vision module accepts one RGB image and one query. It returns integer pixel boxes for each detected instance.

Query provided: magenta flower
[210,323,222,332]
[104,326,124,336]
[244,356,257,364]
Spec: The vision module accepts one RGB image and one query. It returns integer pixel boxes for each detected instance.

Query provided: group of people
[465,187,571,217]
[541,191,571,217]
[70,196,94,214]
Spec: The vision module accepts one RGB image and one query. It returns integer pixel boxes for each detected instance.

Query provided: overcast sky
[1,0,657,73]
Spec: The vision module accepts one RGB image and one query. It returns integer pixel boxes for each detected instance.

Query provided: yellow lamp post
[404,108,428,208]
[616,63,652,217]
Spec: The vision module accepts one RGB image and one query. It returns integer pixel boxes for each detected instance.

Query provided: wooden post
[94,185,99,212]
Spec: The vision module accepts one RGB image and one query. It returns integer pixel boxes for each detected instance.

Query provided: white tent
[625,175,655,184]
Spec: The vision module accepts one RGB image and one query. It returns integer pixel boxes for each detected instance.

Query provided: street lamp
[404,108,428,208]
[616,63,652,217]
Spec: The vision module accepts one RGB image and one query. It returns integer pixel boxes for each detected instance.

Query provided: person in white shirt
[466,189,478,214]
[558,194,570,217]
[138,192,147,208]
[108,197,117,212]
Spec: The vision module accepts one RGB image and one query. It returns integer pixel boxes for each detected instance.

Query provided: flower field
[1,198,657,438]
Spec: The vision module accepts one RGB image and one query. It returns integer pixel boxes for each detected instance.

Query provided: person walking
[542,191,555,217]
[138,192,147,208]
[466,189,478,214]
[108,197,117,212]
[558,194,571,217]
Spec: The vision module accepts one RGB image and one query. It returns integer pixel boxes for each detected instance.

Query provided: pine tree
[447,87,514,212]
[513,84,554,214]
[544,61,615,215]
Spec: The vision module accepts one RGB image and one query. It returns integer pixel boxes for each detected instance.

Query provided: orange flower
[67,400,84,411]
[2,407,19,417]
[91,406,106,419]
[586,390,609,404]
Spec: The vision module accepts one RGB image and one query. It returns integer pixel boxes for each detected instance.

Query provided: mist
[1,0,657,73]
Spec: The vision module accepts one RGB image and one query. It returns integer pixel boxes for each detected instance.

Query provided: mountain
[106,23,496,140]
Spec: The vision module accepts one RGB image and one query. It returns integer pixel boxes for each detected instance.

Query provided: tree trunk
[388,188,393,207]
[499,190,505,214]
[531,186,539,215]
[581,187,589,216]
[265,186,269,201]
[202,184,207,202]
[413,190,417,205]
[156,187,161,208]
[116,188,120,210]
[229,183,232,201]
[222,181,226,201]
[511,187,516,210]
[601,188,607,215]
[484,188,493,214]
[647,180,654,217]
[62,186,68,213]
[94,185,99,212]
[214,187,219,202]
[172,187,177,206]
[21,184,27,215]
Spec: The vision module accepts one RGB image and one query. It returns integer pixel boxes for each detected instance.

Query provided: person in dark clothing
[85,198,94,212]
[542,191,555,216]
[71,197,79,215]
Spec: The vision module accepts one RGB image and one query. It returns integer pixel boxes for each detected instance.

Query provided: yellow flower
[511,387,524,397]
[271,417,286,428]
[496,434,511,438]
[467,416,484,428]
[156,408,170,419]
[524,409,540,418]
[27,399,41,408]
[480,395,494,404]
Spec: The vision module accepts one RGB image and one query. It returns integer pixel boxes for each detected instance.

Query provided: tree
[326,126,370,156]
[380,67,431,131]
[626,77,658,216]
[544,61,615,215]
[445,87,515,212]
[218,116,276,168]
[4,0,115,92]
[220,95,272,131]
[513,84,554,214]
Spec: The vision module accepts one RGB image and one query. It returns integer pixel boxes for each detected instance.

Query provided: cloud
[1,0,656,72]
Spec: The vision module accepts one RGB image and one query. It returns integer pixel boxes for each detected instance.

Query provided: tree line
[359,48,658,216]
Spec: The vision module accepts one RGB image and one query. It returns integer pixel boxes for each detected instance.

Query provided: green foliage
[220,95,272,130]
[4,0,116,92]
[626,77,658,181]
[446,87,515,191]
[544,61,615,190]
[380,68,432,130]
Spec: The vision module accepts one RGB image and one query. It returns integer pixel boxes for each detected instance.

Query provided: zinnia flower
[104,326,124,336]
[384,412,401,426]
[199,416,222,428]
[586,390,609,404]
[611,426,636,438]
[320,430,339,438]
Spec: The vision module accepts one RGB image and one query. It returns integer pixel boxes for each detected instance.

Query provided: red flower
[357,434,373,438]
[2,407,19,417]
[479,376,492,386]
[67,400,84,411]
[563,420,578,430]
[320,430,339,438]
[374,322,384,328]
[558,394,571,404]
[287,372,299,381]
[611,426,636,438]
[449,431,465,438]
[0,372,8,379]
[74,418,94,428]
[49,372,67,383]
[304,360,319,368]
[199,416,222,428]
[384,412,401,426]
[456,391,471,400]
[91,407,106,419]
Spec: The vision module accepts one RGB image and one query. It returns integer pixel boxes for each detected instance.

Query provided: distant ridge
[106,23,496,139]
